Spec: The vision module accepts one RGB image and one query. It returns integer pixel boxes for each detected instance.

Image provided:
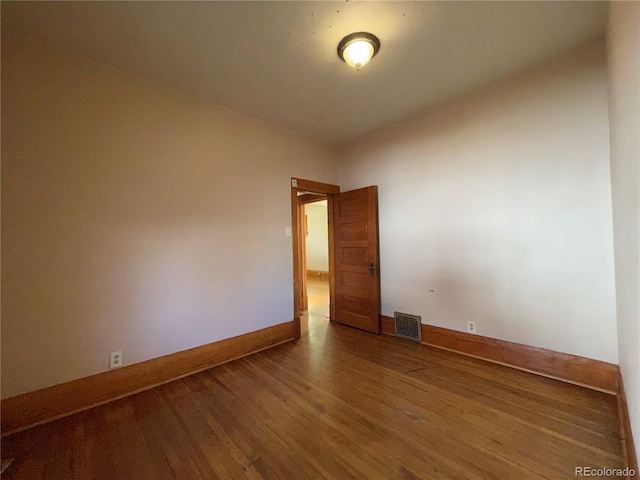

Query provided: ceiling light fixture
[337,32,380,70]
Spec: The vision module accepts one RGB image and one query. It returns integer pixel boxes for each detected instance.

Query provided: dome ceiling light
[337,32,380,70]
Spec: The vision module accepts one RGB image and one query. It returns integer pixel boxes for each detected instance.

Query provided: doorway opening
[290,178,340,338]
[291,178,381,338]
[301,197,330,332]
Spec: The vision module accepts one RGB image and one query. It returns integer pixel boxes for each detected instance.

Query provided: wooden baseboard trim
[307,270,329,279]
[380,315,619,393]
[618,371,639,477]
[1,320,297,437]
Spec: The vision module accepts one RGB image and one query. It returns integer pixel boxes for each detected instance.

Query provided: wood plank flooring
[1,279,624,479]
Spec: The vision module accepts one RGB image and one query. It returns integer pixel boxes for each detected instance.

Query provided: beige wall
[305,201,329,272]
[1,30,629,405]
[607,1,640,460]
[340,42,619,363]
[0,34,339,399]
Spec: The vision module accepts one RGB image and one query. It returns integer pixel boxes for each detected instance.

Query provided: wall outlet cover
[110,351,123,369]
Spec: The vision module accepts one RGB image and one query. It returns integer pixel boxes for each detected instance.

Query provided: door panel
[341,270,370,287]
[333,186,380,333]
[338,223,368,241]
[340,247,368,265]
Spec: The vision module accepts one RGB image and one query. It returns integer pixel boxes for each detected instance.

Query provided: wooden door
[333,186,380,333]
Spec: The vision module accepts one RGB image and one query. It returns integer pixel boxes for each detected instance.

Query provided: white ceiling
[2,1,608,145]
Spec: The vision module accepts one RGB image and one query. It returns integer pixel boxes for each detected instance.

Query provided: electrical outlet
[467,321,477,334]
[110,351,123,369]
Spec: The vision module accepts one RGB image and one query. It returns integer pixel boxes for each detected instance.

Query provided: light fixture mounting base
[337,32,381,63]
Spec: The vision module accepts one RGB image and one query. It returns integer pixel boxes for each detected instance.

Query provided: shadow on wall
[379,215,616,361]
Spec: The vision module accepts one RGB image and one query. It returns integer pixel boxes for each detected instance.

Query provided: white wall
[607,1,640,460]
[305,201,329,272]
[340,42,619,363]
[1,34,339,399]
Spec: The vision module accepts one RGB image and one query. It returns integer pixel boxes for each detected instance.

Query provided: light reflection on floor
[300,276,329,336]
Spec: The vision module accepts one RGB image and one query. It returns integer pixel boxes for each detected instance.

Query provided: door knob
[368,263,376,277]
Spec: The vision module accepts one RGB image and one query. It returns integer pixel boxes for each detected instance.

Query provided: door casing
[291,178,340,338]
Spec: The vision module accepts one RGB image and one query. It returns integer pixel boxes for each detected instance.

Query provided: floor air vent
[394,312,422,342]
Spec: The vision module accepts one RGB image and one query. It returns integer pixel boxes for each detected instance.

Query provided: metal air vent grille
[394,312,422,342]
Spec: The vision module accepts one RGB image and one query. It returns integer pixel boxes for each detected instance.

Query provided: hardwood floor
[1,279,625,479]
[300,276,330,336]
